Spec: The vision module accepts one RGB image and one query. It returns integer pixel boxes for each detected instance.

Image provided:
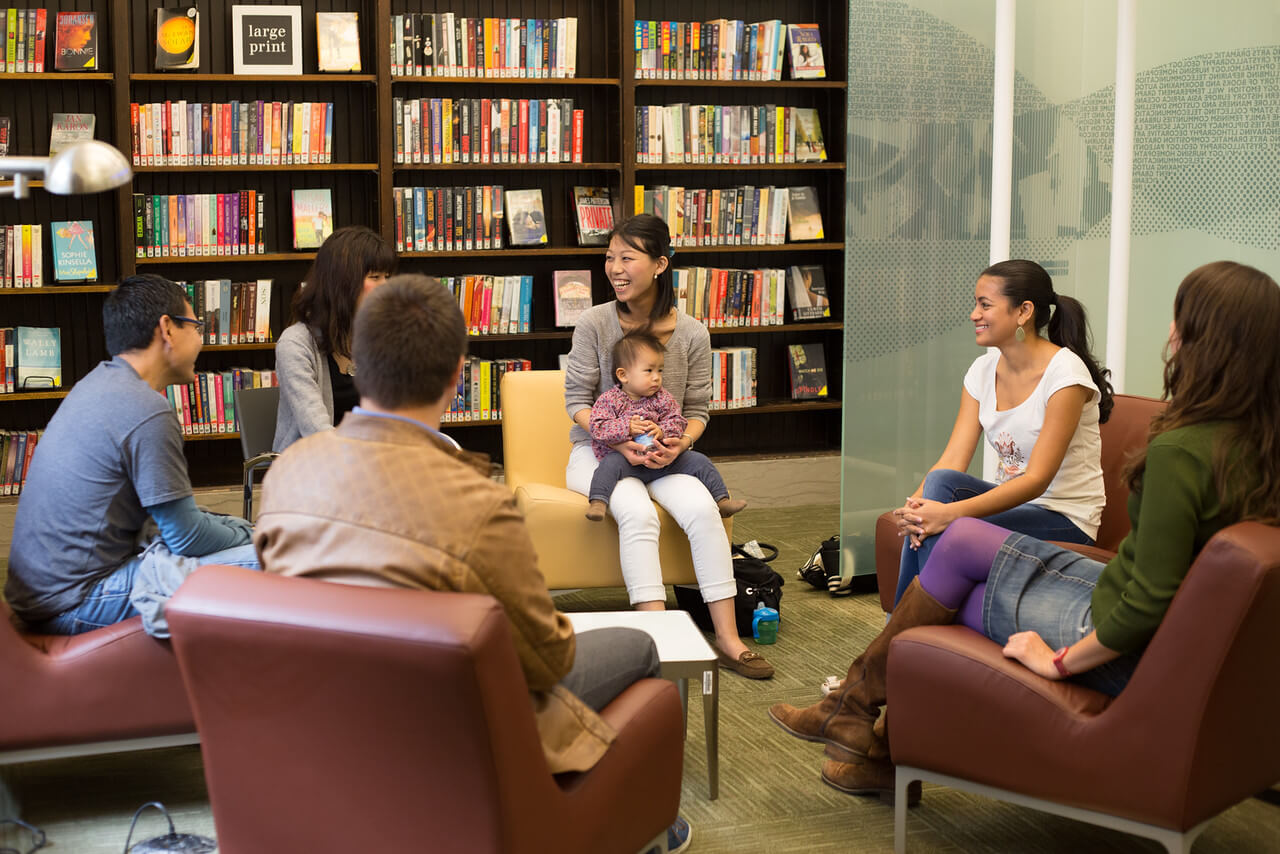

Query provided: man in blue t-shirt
[5,274,258,635]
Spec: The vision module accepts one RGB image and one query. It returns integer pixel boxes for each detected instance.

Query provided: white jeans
[566,442,737,606]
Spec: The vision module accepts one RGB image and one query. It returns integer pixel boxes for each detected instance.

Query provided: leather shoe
[821,758,921,806]
[715,648,774,679]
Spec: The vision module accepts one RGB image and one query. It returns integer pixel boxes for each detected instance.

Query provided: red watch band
[1052,646,1072,678]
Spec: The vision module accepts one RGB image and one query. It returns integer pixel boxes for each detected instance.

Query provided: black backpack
[674,541,785,636]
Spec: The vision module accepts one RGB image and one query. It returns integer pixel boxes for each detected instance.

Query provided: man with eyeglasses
[5,274,259,637]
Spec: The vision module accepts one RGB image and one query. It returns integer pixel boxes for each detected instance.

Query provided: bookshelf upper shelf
[0,285,114,294]
[391,76,620,87]
[136,253,317,265]
[394,162,621,171]
[0,72,112,81]
[133,164,379,173]
[129,74,377,84]
[634,79,845,89]
[635,162,845,171]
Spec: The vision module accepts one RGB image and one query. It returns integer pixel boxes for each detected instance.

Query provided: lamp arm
[0,156,51,199]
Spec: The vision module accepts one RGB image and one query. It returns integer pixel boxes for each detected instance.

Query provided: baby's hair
[611,331,665,384]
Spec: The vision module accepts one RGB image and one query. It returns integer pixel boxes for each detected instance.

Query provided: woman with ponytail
[889,259,1114,607]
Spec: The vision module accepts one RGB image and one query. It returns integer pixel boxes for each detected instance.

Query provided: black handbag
[675,541,784,636]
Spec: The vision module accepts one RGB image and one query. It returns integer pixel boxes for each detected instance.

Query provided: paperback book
[0,117,10,156]
[793,108,827,162]
[48,112,95,155]
[786,265,830,320]
[572,186,614,246]
[553,270,593,327]
[786,186,824,241]
[504,188,548,246]
[155,8,199,70]
[786,24,824,79]
[15,326,61,389]
[50,221,97,282]
[54,11,97,70]
[231,5,302,75]
[787,343,827,400]
[291,189,334,249]
[316,12,360,72]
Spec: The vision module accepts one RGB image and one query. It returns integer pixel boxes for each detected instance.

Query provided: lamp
[0,140,132,199]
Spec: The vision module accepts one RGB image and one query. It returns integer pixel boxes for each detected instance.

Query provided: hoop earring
[1015,325,1026,343]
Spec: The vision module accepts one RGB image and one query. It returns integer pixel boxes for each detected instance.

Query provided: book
[48,112,95,155]
[15,326,61,389]
[54,11,97,70]
[553,270,593,327]
[155,8,199,70]
[0,116,10,156]
[572,186,614,246]
[51,221,98,282]
[786,186,824,241]
[290,189,333,249]
[792,108,826,162]
[316,12,360,72]
[504,188,548,246]
[786,265,830,320]
[786,24,824,79]
[787,343,827,400]
[231,5,302,75]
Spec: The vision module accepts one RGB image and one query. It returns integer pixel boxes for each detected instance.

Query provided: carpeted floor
[3,504,1278,852]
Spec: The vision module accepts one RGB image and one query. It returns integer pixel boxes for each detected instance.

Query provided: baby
[586,331,746,521]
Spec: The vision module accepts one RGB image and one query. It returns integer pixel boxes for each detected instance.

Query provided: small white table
[567,610,720,799]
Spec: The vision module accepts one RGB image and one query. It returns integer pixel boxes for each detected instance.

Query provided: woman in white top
[891,260,1114,607]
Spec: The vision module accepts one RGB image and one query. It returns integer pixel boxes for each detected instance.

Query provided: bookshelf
[0,0,846,486]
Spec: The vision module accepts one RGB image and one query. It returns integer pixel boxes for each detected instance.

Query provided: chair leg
[0,773,18,822]
[242,470,254,521]
[894,768,914,854]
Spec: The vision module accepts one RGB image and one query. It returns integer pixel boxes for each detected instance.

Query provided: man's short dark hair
[353,274,466,408]
[103,274,189,356]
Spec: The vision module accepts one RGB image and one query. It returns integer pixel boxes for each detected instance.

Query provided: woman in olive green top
[768,260,1280,798]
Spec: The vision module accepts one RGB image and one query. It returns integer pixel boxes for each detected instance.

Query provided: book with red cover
[54,11,97,70]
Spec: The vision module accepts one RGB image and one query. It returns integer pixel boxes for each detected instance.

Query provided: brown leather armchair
[886,522,1280,854]
[874,393,1166,611]
[166,566,686,854]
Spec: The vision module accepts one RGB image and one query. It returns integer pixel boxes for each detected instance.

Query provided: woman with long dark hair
[890,259,1115,607]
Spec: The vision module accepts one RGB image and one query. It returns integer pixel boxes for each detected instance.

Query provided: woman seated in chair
[769,261,1280,798]
[889,260,1114,608]
[563,214,774,680]
[274,226,397,451]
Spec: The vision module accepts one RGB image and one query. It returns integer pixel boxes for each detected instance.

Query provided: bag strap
[732,541,778,563]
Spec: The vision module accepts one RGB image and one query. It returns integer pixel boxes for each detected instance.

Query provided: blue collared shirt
[351,406,461,450]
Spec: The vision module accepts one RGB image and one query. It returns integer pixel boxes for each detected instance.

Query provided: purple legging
[916,517,1011,633]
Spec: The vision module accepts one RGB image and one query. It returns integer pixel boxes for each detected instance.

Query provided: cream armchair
[500,370,730,590]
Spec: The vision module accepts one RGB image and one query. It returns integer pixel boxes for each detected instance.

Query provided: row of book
[130,100,335,167]
[178,280,274,346]
[445,357,532,422]
[393,185,560,252]
[0,326,61,392]
[133,191,267,259]
[0,224,98,287]
[4,9,97,72]
[635,185,826,246]
[672,264,832,328]
[0,429,40,496]
[390,14,578,79]
[633,20,824,81]
[393,96,583,165]
[709,347,758,410]
[166,369,278,437]
[636,103,826,164]
[440,275,532,336]
[1,224,42,288]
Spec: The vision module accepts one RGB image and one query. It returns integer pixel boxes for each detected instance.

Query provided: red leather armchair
[166,567,686,854]
[874,393,1166,611]
[886,522,1280,853]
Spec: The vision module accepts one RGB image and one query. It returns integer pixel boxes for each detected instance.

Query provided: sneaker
[666,815,692,853]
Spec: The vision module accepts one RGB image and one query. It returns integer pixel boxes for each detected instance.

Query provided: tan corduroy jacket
[253,412,616,773]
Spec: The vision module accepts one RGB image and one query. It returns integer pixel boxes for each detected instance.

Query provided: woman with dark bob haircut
[273,225,397,451]
[770,261,1280,800]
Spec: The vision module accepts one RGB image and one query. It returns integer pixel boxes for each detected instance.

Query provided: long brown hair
[1126,261,1280,523]
[291,226,397,359]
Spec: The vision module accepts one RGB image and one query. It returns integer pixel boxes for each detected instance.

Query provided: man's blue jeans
[893,469,1093,608]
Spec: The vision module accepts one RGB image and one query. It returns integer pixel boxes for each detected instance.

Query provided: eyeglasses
[168,314,206,332]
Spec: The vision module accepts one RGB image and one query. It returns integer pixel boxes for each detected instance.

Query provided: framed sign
[231,5,302,75]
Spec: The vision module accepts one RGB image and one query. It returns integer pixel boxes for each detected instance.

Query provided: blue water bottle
[752,606,779,644]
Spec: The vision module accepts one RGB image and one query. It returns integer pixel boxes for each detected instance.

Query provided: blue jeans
[36,543,260,635]
[894,469,1093,608]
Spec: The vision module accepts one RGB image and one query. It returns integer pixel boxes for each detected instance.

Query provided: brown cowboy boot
[767,578,955,760]
[821,757,922,806]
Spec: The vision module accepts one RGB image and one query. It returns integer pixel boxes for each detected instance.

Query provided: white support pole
[1107,0,1137,393]
[990,0,1016,265]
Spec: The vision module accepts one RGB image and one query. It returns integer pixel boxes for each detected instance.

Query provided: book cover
[786,264,830,320]
[793,107,827,162]
[787,342,827,400]
[0,117,10,156]
[232,5,302,75]
[290,188,333,249]
[572,186,614,246]
[155,7,199,70]
[316,11,360,72]
[16,326,61,389]
[553,269,593,327]
[51,221,98,282]
[786,186,824,241]
[504,188,547,246]
[48,112,95,155]
[786,23,824,79]
[54,11,97,70]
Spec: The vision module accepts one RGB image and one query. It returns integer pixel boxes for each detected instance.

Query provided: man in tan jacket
[252,274,661,776]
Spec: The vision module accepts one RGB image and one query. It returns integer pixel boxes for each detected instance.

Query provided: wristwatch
[1052,646,1072,678]
[680,433,695,450]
